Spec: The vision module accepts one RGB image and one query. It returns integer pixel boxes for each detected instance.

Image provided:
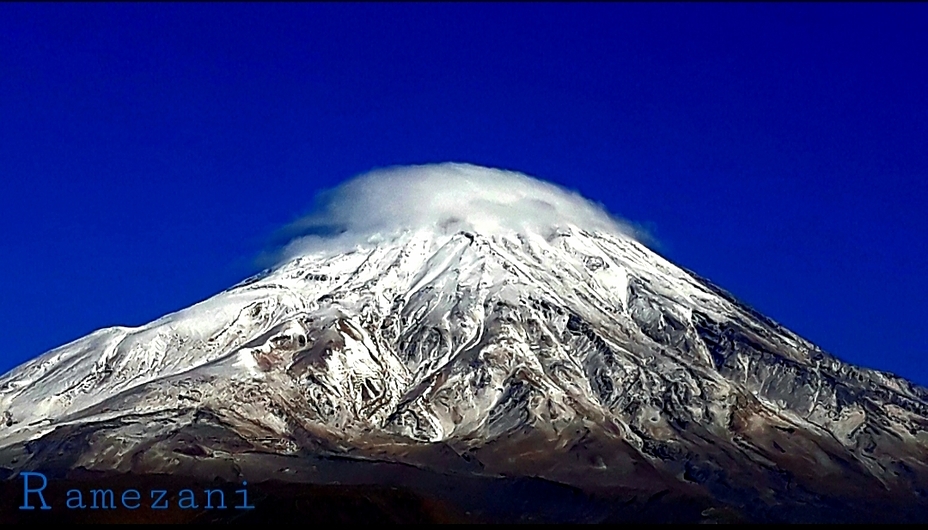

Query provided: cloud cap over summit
[282,163,640,259]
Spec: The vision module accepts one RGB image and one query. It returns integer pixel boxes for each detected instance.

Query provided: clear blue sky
[1,4,926,384]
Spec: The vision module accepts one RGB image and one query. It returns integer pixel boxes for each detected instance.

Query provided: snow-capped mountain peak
[2,164,926,522]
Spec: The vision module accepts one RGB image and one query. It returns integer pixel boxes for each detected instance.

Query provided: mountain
[1,164,926,522]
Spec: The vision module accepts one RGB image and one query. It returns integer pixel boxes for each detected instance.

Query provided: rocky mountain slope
[1,165,926,522]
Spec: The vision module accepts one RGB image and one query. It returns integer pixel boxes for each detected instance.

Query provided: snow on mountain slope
[1,163,926,521]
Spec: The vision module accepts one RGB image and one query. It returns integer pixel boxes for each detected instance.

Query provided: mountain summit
[2,164,926,522]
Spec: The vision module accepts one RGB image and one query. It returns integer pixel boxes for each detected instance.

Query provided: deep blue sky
[1,4,926,384]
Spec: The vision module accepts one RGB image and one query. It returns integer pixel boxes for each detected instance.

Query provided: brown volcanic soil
[2,422,926,524]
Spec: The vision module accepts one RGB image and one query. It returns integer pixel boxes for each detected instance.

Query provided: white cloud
[279,162,643,261]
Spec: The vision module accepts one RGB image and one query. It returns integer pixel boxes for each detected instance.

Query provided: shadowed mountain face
[1,197,927,522]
